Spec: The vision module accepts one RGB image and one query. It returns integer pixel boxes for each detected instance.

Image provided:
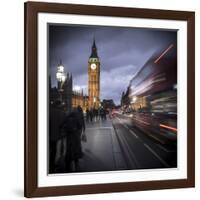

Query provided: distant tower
[88,38,100,109]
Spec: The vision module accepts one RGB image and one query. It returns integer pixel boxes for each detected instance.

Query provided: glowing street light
[131,96,137,104]
[56,61,66,89]
[57,64,64,73]
[56,71,62,81]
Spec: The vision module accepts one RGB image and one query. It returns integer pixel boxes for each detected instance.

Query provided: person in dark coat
[86,108,90,122]
[93,108,98,122]
[89,109,93,122]
[64,106,85,172]
[75,106,85,170]
[100,107,104,121]
[103,109,107,120]
[49,100,66,173]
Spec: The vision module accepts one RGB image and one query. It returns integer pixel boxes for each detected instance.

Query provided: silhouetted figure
[89,109,94,122]
[100,108,104,121]
[49,100,66,173]
[103,109,107,120]
[63,106,85,172]
[86,108,90,122]
[98,108,101,120]
[93,108,98,122]
[99,108,107,121]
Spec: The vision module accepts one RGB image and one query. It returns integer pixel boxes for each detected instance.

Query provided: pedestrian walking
[94,108,98,122]
[49,100,66,173]
[86,108,90,122]
[103,109,107,120]
[63,106,86,172]
[100,107,104,121]
[89,109,93,122]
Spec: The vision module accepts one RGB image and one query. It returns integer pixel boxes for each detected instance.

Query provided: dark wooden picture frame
[24,1,195,198]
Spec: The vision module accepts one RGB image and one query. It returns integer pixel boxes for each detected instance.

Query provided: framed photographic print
[24,1,195,197]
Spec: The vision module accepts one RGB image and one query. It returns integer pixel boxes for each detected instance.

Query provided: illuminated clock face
[91,63,96,70]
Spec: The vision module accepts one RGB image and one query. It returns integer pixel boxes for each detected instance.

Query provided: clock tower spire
[90,38,98,58]
[88,38,100,109]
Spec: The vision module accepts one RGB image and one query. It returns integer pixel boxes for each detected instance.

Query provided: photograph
[24,2,195,197]
[48,24,177,174]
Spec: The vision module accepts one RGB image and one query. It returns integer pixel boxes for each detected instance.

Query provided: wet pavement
[79,118,128,172]
[53,115,177,174]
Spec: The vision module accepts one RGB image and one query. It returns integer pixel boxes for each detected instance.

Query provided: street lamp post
[56,62,66,103]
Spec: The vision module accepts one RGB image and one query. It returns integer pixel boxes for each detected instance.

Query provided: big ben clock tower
[88,39,100,109]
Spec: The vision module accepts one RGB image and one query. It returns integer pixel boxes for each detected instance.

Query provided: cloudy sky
[49,24,177,105]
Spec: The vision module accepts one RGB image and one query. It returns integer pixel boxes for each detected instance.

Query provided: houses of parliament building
[50,39,101,112]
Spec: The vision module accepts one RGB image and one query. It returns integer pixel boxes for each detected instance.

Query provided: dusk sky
[49,25,177,105]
